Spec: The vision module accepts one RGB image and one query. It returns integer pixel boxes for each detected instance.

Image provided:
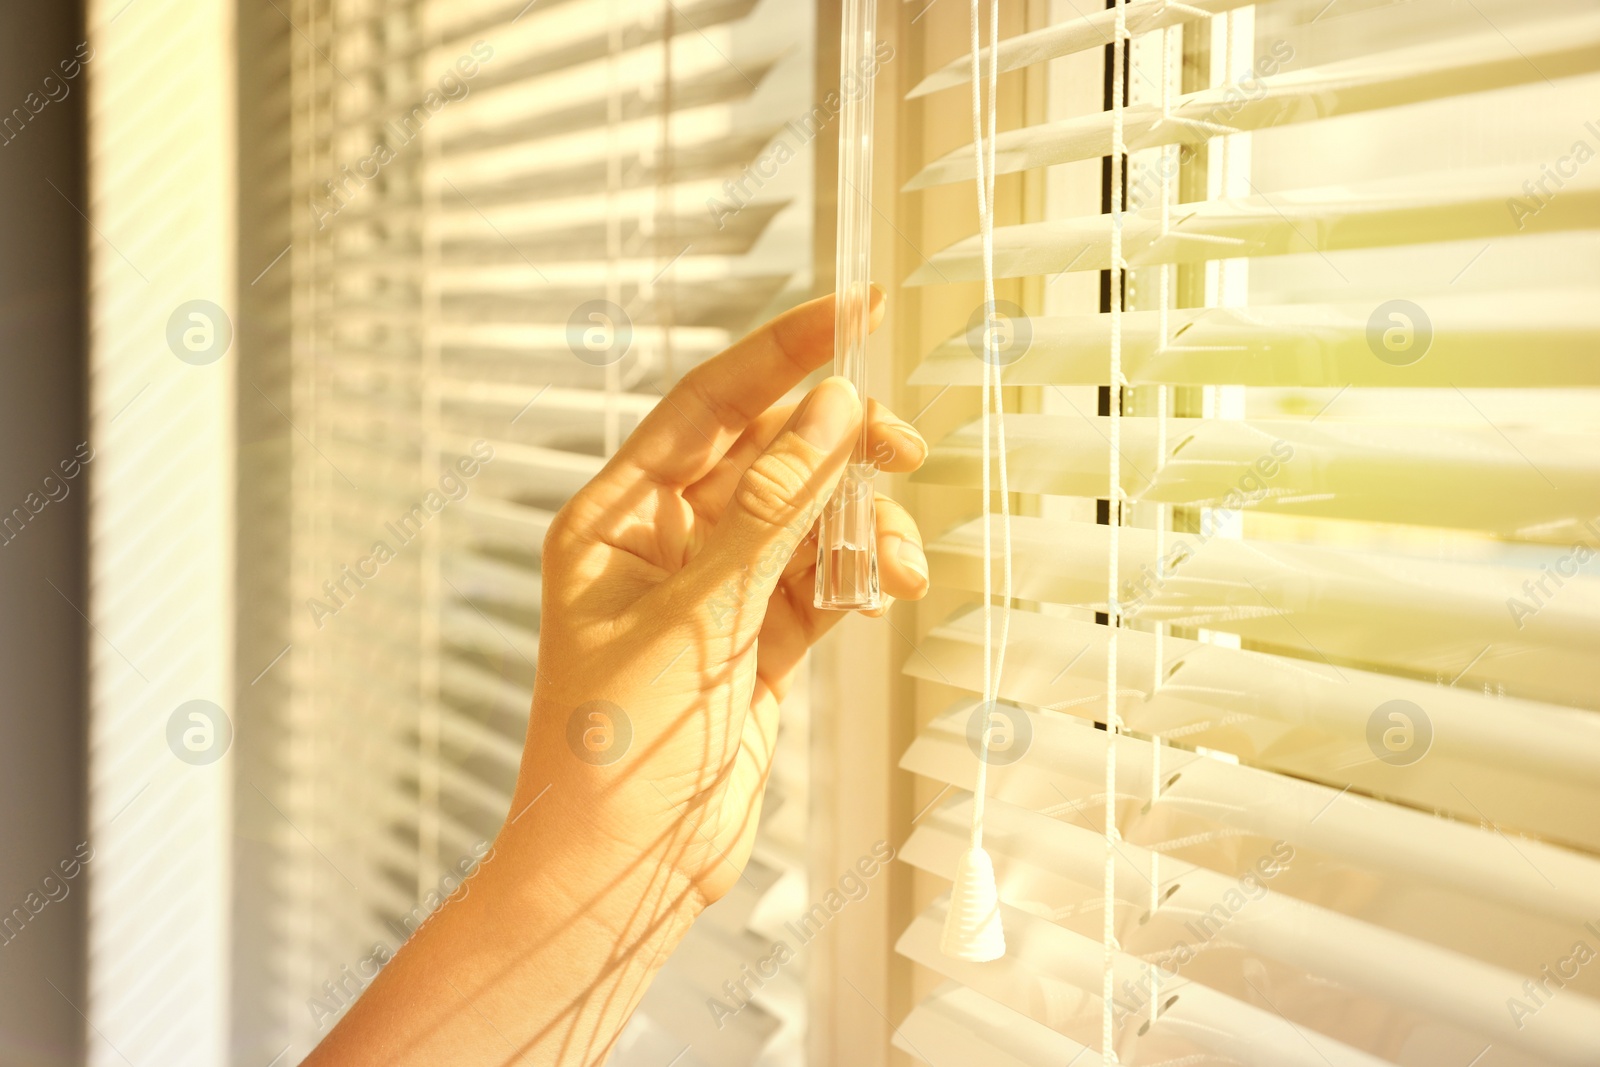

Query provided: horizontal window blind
[270,0,815,1062]
[894,1,1600,1065]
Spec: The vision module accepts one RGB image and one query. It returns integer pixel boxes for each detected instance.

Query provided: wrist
[494,774,709,942]
[515,691,723,914]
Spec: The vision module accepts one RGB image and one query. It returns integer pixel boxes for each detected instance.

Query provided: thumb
[686,376,862,622]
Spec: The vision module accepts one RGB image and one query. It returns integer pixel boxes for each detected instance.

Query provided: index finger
[609,286,886,488]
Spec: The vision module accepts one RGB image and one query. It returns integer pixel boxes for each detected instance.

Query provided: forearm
[304,787,703,1066]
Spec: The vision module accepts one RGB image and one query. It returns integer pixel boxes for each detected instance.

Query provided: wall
[0,1,90,1064]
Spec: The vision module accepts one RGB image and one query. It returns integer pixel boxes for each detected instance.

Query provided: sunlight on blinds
[895,0,1600,1064]
[86,0,235,1063]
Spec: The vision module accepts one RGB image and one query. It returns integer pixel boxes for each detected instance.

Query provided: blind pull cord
[941,0,1010,965]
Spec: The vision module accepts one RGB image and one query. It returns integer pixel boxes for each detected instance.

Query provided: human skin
[303,289,926,1065]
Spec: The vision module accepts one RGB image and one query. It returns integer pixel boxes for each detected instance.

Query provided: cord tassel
[940,845,1005,961]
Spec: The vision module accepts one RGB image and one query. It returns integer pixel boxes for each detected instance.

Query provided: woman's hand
[519,286,927,907]
[305,291,927,1066]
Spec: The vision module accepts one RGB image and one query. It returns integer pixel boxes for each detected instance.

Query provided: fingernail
[796,377,861,449]
[890,420,927,461]
[896,538,929,585]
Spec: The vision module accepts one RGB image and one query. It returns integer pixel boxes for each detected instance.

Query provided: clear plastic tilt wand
[814,0,882,611]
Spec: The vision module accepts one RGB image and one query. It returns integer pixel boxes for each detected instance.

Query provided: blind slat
[442,61,775,154]
[905,168,1600,285]
[911,291,1600,388]
[434,129,778,208]
[915,414,1600,537]
[928,516,1600,705]
[894,984,1095,1067]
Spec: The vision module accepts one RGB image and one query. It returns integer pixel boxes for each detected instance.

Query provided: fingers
[753,496,927,683]
[861,400,929,475]
[873,494,928,601]
[608,288,886,489]
[683,397,927,523]
[675,377,863,629]
[680,404,795,524]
